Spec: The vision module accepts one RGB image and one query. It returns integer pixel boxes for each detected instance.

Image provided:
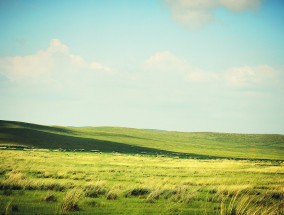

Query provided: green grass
[0,120,283,160]
[0,150,283,214]
[0,120,283,214]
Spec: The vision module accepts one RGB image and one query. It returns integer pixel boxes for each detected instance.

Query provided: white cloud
[0,39,111,83]
[144,51,188,73]
[224,65,278,87]
[164,0,261,28]
[219,0,261,11]
[144,51,279,88]
[48,39,69,53]
[185,64,279,87]
[186,70,220,82]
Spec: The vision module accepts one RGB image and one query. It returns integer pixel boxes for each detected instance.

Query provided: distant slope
[0,120,283,160]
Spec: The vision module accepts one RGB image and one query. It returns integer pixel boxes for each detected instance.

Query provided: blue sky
[0,0,283,133]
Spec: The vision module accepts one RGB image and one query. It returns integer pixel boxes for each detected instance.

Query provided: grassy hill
[0,120,283,160]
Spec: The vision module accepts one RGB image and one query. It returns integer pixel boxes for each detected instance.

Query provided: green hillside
[0,120,283,160]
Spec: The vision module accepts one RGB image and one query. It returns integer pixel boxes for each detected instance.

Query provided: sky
[0,0,284,134]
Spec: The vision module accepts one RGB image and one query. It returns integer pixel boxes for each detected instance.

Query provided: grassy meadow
[1,120,283,160]
[0,120,284,214]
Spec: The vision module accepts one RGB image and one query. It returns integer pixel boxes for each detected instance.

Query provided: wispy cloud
[0,39,111,84]
[144,51,188,73]
[224,65,279,87]
[144,51,280,88]
[164,0,261,28]
[186,69,220,82]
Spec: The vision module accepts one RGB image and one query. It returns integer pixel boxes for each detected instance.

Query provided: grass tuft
[44,192,57,202]
[60,188,83,214]
[125,187,151,197]
[146,190,162,203]
[217,190,284,215]
[84,181,108,198]
[106,190,119,200]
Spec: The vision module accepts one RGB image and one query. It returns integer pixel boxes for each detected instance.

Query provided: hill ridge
[0,120,283,160]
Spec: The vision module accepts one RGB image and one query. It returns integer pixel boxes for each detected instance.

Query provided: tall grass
[60,188,83,214]
[84,181,108,198]
[3,200,12,215]
[218,189,284,215]
[106,189,119,200]
[2,200,18,215]
[43,191,57,202]
[0,150,283,214]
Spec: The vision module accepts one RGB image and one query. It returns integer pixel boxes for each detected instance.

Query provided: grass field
[0,150,283,215]
[0,120,284,214]
[1,120,283,160]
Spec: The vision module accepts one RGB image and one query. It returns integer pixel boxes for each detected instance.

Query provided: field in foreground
[0,150,283,215]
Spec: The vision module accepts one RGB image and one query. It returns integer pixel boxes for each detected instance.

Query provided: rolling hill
[0,120,283,160]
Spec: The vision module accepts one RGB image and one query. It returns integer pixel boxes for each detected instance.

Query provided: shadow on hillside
[0,120,73,134]
[0,126,223,159]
